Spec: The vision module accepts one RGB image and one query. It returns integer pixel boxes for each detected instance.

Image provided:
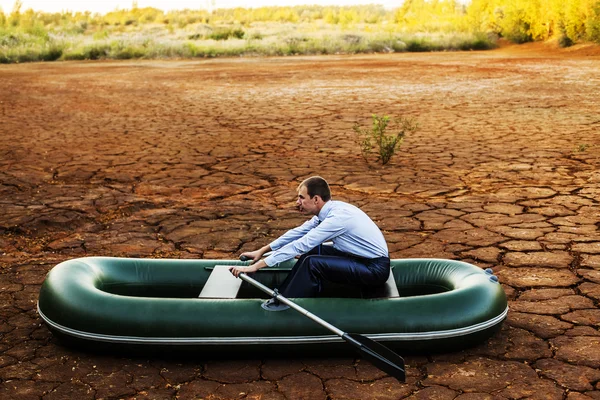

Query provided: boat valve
[484,268,499,283]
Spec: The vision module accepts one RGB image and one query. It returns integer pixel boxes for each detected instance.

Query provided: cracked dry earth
[1,46,600,400]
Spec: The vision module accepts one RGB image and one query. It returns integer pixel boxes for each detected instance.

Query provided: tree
[583,0,600,42]
[9,0,23,27]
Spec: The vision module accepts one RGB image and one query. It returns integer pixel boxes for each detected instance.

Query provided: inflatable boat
[37,257,508,354]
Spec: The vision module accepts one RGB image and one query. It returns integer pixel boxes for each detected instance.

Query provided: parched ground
[1,44,600,399]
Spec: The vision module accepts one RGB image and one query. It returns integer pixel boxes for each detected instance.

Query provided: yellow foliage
[1,2,599,45]
[395,0,468,33]
[467,0,600,43]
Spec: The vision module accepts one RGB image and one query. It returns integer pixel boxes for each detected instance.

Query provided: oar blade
[343,333,406,382]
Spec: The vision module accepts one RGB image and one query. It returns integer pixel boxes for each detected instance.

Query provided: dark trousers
[278,245,390,298]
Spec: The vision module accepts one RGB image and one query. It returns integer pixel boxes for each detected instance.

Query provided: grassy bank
[0,3,497,64]
[0,23,495,64]
[2,0,599,64]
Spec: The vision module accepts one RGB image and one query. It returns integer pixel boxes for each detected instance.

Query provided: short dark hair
[299,176,331,202]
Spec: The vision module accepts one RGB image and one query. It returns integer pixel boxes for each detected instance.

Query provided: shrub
[39,42,63,61]
[110,41,147,59]
[83,43,111,59]
[342,33,362,45]
[405,38,431,52]
[575,143,590,152]
[462,32,497,50]
[207,27,245,40]
[557,32,574,47]
[353,114,418,165]
[62,42,111,60]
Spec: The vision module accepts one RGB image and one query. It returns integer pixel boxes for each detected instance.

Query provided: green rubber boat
[37,257,508,354]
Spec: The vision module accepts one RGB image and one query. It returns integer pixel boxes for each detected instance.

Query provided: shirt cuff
[268,240,282,251]
[263,254,277,267]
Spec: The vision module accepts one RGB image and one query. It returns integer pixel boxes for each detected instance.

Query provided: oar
[236,271,406,382]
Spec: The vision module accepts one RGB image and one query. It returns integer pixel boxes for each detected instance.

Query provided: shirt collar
[317,200,333,222]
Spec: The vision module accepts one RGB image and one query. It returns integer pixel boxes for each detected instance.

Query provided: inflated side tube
[38,257,508,353]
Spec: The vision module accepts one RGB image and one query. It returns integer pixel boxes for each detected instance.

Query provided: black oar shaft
[237,272,406,382]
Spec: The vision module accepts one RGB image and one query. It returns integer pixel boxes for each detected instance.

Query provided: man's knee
[303,255,327,276]
[296,247,320,264]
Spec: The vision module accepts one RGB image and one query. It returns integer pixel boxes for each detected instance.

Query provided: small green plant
[353,114,418,165]
[575,143,590,152]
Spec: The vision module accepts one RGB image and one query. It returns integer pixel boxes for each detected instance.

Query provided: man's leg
[279,246,389,298]
[276,246,321,296]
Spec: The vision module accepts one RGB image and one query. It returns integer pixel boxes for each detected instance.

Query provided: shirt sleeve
[269,216,320,251]
[264,215,347,266]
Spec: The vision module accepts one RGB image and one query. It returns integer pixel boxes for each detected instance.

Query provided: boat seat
[362,269,400,299]
[198,265,242,298]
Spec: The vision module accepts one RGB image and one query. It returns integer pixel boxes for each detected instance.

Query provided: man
[229,176,390,309]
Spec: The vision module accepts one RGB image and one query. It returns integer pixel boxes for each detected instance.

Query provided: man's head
[296,176,331,215]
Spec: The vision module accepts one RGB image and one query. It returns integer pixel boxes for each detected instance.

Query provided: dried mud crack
[1,48,600,399]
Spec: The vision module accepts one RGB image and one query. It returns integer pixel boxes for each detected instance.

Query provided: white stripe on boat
[38,304,508,345]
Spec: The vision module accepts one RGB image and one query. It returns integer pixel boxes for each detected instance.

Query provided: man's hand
[239,250,261,263]
[240,245,271,263]
[228,264,259,278]
[229,259,267,277]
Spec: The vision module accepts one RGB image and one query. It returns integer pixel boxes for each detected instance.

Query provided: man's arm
[231,217,319,277]
[269,216,320,251]
[264,217,346,266]
[237,216,318,264]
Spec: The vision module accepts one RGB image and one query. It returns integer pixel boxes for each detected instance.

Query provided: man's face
[296,185,319,215]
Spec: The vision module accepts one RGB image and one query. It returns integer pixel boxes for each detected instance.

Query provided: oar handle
[238,273,345,337]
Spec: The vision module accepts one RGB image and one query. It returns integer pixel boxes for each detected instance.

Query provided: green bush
[207,27,245,40]
[353,114,418,165]
[110,40,147,59]
[63,42,111,60]
[0,30,20,46]
[39,42,63,60]
[558,32,574,47]
[405,38,431,52]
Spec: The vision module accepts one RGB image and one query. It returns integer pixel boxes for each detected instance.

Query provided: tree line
[1,0,599,45]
